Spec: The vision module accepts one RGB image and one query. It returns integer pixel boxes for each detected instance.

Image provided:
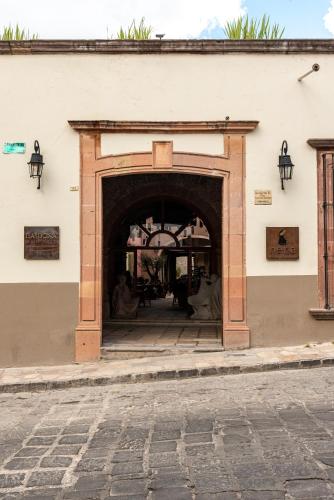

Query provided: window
[149,233,176,247]
[125,200,211,248]
[320,153,334,309]
[307,141,334,318]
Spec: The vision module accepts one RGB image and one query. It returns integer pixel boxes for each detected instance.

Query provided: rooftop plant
[1,24,38,40]
[224,14,285,39]
[116,17,153,40]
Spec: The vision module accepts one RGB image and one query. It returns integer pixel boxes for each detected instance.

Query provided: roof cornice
[1,39,334,55]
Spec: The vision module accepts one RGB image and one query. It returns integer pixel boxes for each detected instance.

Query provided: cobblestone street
[1,368,334,499]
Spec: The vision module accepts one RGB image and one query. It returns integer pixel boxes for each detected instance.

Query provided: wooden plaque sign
[266,227,299,260]
[24,226,59,260]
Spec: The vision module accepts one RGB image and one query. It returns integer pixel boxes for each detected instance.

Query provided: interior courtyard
[102,173,223,353]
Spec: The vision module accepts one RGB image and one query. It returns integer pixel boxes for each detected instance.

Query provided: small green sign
[3,142,26,154]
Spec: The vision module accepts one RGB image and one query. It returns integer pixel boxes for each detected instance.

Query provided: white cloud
[324,0,334,35]
[0,0,245,39]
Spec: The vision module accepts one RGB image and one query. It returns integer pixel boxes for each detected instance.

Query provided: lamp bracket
[281,140,288,156]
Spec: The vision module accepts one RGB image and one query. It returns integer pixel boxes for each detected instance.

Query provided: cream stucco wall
[101,133,226,156]
[0,53,333,283]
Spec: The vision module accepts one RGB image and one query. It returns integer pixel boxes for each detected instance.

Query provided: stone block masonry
[0,368,334,497]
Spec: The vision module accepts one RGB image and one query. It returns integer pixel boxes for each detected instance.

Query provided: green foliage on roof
[224,14,285,39]
[1,24,38,40]
[116,17,153,40]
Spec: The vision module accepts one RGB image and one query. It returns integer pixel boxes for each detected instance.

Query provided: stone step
[104,320,221,327]
[101,345,224,361]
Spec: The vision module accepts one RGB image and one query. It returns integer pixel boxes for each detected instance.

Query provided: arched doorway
[69,120,258,361]
[102,173,222,348]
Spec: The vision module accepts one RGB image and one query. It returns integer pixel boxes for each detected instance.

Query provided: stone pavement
[1,342,334,393]
[1,368,334,498]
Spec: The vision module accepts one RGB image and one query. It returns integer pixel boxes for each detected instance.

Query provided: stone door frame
[308,139,334,319]
[69,121,258,361]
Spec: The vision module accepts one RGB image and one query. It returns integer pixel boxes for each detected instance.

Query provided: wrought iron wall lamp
[27,140,44,189]
[278,140,294,190]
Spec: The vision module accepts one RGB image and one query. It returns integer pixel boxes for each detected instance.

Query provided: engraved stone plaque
[255,190,272,205]
[266,227,299,260]
[24,226,59,260]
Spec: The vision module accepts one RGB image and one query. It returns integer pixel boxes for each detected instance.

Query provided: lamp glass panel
[289,165,293,179]
[285,165,292,180]
[29,163,43,178]
[31,164,38,177]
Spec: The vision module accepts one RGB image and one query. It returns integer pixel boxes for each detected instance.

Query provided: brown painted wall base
[0,283,78,368]
[1,277,331,368]
[247,275,334,347]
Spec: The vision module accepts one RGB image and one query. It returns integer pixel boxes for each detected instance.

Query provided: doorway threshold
[102,321,222,360]
[104,319,220,327]
[101,344,224,361]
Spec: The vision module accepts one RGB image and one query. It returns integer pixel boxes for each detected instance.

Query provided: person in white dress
[112,274,139,319]
[188,272,221,320]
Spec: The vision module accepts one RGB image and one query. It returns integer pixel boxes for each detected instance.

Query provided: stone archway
[69,121,258,361]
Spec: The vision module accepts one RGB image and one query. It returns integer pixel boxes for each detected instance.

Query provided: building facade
[0,39,333,367]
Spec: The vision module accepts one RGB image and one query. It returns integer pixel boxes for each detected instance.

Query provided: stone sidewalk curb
[1,356,334,394]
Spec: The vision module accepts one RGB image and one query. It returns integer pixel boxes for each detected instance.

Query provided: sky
[1,0,334,39]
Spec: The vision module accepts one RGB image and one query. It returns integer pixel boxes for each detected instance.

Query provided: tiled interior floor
[135,296,190,321]
[103,297,222,349]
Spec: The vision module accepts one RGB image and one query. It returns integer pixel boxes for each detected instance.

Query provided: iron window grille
[321,153,334,309]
